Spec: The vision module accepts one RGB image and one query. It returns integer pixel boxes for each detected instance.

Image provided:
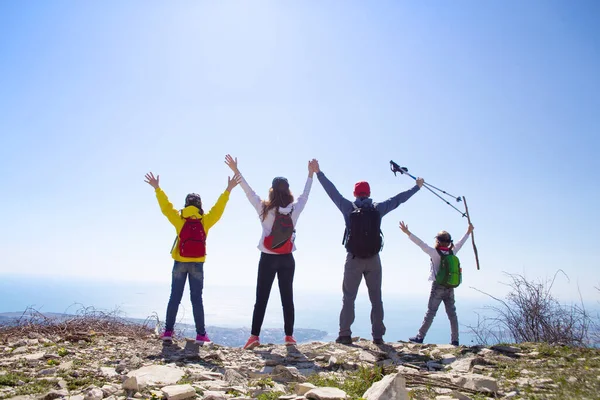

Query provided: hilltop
[1,321,600,400]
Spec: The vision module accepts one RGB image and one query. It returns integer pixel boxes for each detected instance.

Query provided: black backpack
[343,204,383,258]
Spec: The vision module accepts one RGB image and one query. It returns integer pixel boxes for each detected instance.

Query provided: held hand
[312,159,321,173]
[416,177,424,188]
[308,159,318,177]
[399,221,410,235]
[227,173,241,192]
[467,223,474,234]
[224,154,239,173]
[144,172,160,189]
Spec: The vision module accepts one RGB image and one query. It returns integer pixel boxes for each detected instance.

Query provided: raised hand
[399,221,410,235]
[144,172,160,189]
[227,173,241,192]
[312,159,321,173]
[224,154,239,174]
[308,159,317,177]
[467,223,474,234]
[416,177,424,188]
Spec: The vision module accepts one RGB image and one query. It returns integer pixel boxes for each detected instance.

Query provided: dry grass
[0,305,156,343]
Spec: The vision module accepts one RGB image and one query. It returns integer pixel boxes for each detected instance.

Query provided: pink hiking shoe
[243,335,260,350]
[160,330,174,341]
[284,336,297,346]
[196,333,211,345]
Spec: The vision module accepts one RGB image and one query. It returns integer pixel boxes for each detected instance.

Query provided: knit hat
[185,193,202,209]
[271,177,289,191]
[353,181,371,197]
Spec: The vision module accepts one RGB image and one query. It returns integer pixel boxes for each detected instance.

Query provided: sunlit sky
[1,1,599,305]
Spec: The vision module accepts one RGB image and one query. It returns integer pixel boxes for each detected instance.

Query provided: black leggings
[251,252,295,336]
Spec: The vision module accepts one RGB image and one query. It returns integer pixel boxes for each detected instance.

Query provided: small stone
[102,384,118,396]
[84,387,104,400]
[122,376,139,391]
[306,387,348,400]
[39,368,57,376]
[363,372,408,400]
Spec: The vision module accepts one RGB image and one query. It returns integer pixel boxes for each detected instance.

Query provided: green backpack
[435,250,462,288]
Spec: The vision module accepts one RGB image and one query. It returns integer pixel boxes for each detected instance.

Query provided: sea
[0,274,497,345]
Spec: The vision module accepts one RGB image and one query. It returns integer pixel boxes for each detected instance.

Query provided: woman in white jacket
[225,154,317,349]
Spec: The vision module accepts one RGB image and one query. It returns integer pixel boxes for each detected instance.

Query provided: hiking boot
[284,336,297,346]
[335,335,352,345]
[373,338,385,345]
[408,336,423,344]
[451,340,459,346]
[196,333,211,345]
[160,330,174,342]
[243,335,260,350]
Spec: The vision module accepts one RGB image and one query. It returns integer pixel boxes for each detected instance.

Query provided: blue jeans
[165,261,205,334]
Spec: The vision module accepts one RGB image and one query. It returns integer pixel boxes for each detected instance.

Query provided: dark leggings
[251,252,296,336]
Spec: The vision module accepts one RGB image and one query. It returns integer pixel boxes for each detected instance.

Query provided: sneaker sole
[244,341,260,350]
[195,340,211,345]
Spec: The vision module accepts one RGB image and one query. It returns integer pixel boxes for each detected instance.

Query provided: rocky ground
[1,331,599,400]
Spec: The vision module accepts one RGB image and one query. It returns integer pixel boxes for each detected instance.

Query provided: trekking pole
[462,196,480,270]
[389,160,466,217]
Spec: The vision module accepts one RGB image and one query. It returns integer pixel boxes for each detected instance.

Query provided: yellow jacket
[155,188,230,262]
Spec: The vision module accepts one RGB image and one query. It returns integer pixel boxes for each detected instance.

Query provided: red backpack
[178,218,206,258]
[263,209,294,254]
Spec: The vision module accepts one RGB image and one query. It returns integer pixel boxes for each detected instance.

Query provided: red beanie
[353,181,371,197]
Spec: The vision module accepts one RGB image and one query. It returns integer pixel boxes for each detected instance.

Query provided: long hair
[261,187,294,221]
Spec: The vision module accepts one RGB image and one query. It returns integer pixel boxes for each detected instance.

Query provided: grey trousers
[339,253,385,339]
[417,282,459,342]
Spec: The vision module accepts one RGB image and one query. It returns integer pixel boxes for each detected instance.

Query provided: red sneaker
[284,336,297,346]
[243,335,260,350]
[196,333,211,345]
[160,330,174,342]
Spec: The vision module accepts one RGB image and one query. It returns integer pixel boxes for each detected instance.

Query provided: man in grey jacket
[314,160,423,344]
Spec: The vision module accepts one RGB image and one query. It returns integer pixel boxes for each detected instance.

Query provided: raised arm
[314,160,353,215]
[144,172,181,228]
[292,159,316,215]
[399,221,438,258]
[225,154,263,215]
[376,178,424,217]
[453,223,474,254]
[203,173,241,230]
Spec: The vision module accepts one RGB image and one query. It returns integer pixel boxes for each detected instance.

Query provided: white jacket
[239,175,313,254]
[408,231,471,281]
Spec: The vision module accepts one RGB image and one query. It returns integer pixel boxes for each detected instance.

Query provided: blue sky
[1,1,599,306]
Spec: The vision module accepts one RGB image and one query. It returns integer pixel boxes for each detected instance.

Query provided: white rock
[161,384,197,400]
[201,390,227,400]
[306,387,348,400]
[450,374,498,393]
[84,388,104,400]
[101,384,118,396]
[450,391,473,400]
[295,383,317,395]
[122,376,140,391]
[100,367,119,378]
[127,365,185,386]
[440,354,457,365]
[450,357,476,373]
[363,372,408,400]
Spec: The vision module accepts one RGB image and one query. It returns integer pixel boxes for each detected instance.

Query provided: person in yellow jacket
[144,171,240,344]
